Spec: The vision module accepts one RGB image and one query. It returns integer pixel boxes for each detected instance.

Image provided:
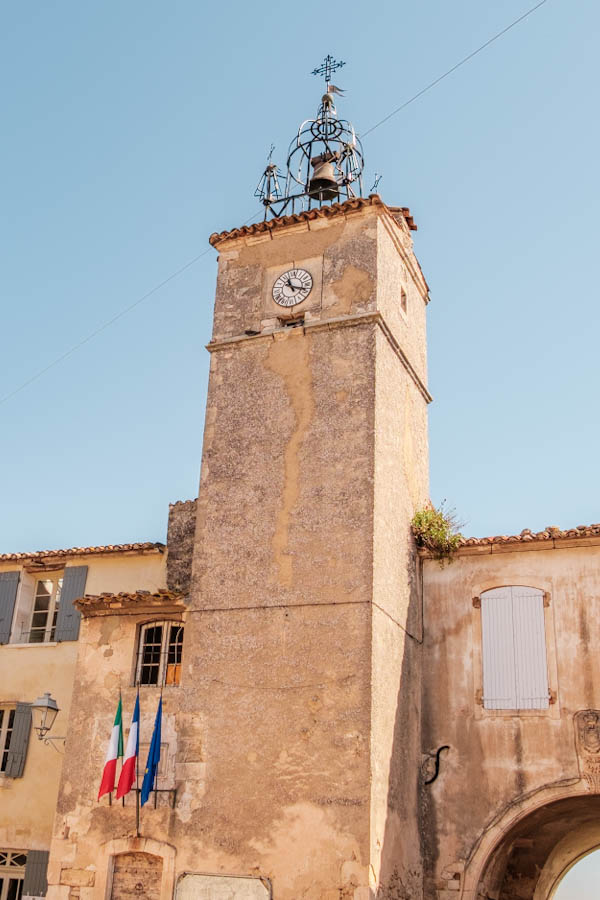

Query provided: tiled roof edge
[75,588,185,616]
[0,541,165,563]
[209,195,416,246]
[458,524,600,547]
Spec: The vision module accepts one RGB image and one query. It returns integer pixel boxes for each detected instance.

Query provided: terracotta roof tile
[458,523,600,548]
[0,542,165,563]
[209,194,417,247]
[75,588,185,617]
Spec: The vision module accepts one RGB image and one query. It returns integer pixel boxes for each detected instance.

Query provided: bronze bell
[308,153,339,201]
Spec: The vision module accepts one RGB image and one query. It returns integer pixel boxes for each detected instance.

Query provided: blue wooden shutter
[22,850,49,898]
[4,702,32,777]
[0,571,20,644]
[54,565,87,642]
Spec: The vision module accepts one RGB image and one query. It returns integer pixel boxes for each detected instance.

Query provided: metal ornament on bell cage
[255,56,365,220]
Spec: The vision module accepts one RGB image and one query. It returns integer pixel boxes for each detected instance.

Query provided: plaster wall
[421,543,600,898]
[0,552,166,857]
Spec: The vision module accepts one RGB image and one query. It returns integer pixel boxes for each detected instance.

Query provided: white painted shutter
[512,587,549,709]
[481,587,516,709]
[481,586,549,710]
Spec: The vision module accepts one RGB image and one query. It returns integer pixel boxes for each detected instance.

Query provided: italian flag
[98,695,124,800]
[116,694,139,800]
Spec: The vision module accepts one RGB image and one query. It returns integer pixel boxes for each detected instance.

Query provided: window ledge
[482,708,550,717]
[2,642,58,649]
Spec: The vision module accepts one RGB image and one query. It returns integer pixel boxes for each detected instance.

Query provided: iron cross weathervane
[311,54,345,85]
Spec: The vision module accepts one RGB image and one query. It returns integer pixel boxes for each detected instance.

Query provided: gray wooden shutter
[22,850,49,898]
[4,702,32,778]
[0,570,20,644]
[54,565,87,642]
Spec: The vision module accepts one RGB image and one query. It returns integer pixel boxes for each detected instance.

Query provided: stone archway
[475,795,600,899]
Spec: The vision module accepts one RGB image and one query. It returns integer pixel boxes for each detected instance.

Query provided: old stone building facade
[2,193,599,900]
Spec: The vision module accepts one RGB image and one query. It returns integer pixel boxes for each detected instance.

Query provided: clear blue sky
[555,849,600,899]
[1,4,598,893]
[1,0,598,555]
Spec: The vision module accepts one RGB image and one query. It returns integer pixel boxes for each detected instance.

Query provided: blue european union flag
[140,696,162,807]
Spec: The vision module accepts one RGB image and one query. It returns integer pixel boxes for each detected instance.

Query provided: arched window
[481,586,549,710]
[135,621,183,687]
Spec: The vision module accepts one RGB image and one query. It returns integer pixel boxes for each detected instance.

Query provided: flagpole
[121,686,125,808]
[135,688,140,837]
[154,686,162,809]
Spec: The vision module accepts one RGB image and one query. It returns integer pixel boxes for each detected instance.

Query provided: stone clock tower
[183,188,431,897]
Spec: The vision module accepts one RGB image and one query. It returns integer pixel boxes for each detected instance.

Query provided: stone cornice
[206,311,432,404]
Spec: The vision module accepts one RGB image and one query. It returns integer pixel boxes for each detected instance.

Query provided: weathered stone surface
[421,544,600,898]
[166,499,197,593]
[110,853,161,900]
[59,869,95,888]
[46,200,430,900]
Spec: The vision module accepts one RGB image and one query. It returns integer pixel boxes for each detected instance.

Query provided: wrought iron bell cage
[255,59,365,220]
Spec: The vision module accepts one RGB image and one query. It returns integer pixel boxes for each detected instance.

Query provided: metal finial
[255,146,282,219]
[311,54,345,84]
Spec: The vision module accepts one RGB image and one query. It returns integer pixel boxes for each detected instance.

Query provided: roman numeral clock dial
[272,268,313,308]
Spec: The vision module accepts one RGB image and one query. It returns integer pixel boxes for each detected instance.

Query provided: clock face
[272,268,313,307]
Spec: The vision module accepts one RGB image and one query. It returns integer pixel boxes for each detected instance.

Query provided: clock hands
[273,268,313,307]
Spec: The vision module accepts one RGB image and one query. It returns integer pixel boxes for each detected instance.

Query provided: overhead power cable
[361,0,549,138]
[0,209,263,408]
[0,0,549,409]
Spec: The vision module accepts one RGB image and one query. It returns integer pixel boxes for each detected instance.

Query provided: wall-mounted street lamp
[31,692,65,749]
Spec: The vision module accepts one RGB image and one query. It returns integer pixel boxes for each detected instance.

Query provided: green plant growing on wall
[411,501,463,567]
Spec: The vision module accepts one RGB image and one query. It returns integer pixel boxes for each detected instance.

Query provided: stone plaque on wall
[176,873,269,900]
[574,709,600,791]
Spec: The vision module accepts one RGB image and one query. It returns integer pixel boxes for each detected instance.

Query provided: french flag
[115,694,139,800]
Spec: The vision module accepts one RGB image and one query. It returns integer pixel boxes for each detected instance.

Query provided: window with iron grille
[481,586,549,710]
[0,851,27,900]
[135,622,183,686]
[0,709,16,773]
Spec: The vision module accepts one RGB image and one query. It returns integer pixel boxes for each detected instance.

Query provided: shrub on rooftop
[411,501,463,567]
